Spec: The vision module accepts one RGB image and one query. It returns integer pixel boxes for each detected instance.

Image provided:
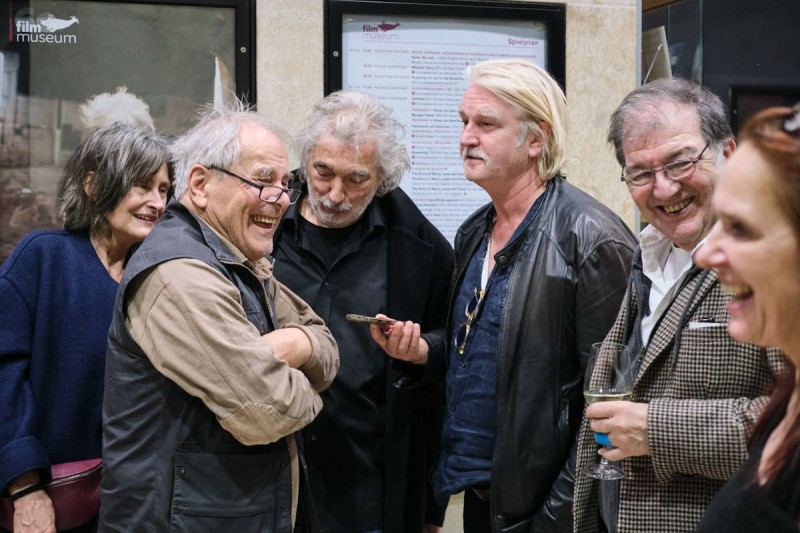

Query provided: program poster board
[328,1,565,244]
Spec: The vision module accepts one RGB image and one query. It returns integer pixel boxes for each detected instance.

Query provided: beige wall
[256,0,639,228]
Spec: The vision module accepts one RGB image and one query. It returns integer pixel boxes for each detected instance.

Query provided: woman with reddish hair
[695,104,800,531]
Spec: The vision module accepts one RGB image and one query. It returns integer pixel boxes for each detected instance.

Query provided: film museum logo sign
[13,8,79,44]
[362,20,401,41]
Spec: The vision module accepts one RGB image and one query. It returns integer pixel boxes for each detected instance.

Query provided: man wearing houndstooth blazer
[573,78,788,533]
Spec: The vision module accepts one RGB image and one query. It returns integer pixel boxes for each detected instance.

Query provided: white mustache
[461,148,490,163]
[319,197,353,212]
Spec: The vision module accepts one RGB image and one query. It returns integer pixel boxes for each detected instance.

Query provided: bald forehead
[621,102,702,147]
[240,122,286,150]
[237,123,289,180]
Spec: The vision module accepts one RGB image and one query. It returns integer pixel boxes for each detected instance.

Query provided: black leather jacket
[424,177,636,532]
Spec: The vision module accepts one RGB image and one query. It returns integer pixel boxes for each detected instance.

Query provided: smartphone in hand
[345,314,396,326]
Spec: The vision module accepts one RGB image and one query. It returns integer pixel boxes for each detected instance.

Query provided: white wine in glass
[584,341,633,480]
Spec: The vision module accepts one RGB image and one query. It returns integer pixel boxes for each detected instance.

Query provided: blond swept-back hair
[466,58,567,181]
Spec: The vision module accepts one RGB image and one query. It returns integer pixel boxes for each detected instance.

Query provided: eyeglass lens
[623,143,708,186]
[209,166,299,204]
[260,186,293,203]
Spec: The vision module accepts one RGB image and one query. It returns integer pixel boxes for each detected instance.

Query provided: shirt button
[179,467,186,477]
[497,255,508,265]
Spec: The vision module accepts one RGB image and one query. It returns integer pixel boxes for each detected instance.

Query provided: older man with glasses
[572,78,787,533]
[100,101,339,531]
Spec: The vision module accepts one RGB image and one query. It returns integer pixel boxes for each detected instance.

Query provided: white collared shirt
[639,225,699,345]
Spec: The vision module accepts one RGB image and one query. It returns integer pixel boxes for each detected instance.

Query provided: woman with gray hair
[0,123,171,532]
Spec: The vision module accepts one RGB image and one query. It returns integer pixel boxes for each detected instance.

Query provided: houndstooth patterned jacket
[573,263,787,533]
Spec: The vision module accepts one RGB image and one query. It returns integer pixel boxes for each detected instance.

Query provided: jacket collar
[168,200,273,273]
[473,176,558,262]
[635,263,714,379]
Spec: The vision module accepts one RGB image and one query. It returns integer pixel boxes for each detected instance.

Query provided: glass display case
[642,0,702,83]
[0,0,254,266]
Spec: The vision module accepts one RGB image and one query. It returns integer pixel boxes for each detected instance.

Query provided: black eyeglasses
[207,166,301,204]
[620,142,710,189]
[454,287,486,356]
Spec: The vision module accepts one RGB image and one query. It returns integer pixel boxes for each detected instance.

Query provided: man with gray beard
[271,89,454,533]
[372,58,636,532]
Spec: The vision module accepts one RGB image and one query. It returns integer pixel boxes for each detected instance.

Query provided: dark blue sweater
[0,230,118,493]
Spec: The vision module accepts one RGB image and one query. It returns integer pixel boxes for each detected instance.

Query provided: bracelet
[9,482,46,501]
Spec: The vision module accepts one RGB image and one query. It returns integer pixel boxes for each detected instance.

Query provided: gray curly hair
[295,90,410,197]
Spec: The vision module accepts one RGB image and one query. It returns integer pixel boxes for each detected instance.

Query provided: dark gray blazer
[573,259,787,533]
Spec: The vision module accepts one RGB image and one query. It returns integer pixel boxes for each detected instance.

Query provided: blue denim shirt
[433,194,544,502]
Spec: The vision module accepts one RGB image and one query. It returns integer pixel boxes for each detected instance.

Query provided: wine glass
[584,341,633,480]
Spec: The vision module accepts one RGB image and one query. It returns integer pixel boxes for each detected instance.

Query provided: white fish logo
[37,14,80,33]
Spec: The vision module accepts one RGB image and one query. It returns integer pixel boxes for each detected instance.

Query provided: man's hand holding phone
[345,314,397,326]
[353,313,429,365]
